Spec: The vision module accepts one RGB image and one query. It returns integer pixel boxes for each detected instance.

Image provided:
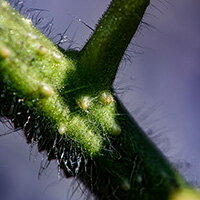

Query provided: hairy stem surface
[0,0,200,199]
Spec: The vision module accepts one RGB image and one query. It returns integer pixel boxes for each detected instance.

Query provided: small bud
[1,1,9,8]
[58,124,67,135]
[0,47,11,58]
[77,96,92,110]
[99,91,114,105]
[111,123,121,135]
[38,46,49,55]
[27,33,38,40]
[136,175,143,183]
[53,52,61,59]
[38,83,54,98]
[22,18,32,25]
[121,179,131,191]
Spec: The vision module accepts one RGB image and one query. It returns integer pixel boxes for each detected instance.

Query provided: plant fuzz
[1,0,200,200]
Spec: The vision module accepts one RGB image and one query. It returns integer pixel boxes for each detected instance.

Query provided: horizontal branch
[0,0,103,155]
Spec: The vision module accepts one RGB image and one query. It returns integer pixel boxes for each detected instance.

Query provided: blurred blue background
[1,0,200,199]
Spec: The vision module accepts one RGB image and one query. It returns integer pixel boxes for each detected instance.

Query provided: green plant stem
[0,0,200,199]
[78,100,190,199]
[78,0,150,86]
[0,0,103,155]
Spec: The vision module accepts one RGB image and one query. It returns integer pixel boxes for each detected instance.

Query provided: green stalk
[79,0,150,86]
[0,0,200,199]
[0,0,103,155]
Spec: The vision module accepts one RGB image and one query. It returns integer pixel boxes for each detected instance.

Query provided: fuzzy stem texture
[78,0,150,87]
[0,0,200,200]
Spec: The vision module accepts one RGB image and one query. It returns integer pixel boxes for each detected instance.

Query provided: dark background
[1,0,200,199]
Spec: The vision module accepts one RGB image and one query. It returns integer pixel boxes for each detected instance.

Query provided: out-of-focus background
[1,0,200,199]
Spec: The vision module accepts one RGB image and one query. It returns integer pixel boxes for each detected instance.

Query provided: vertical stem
[78,0,150,87]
